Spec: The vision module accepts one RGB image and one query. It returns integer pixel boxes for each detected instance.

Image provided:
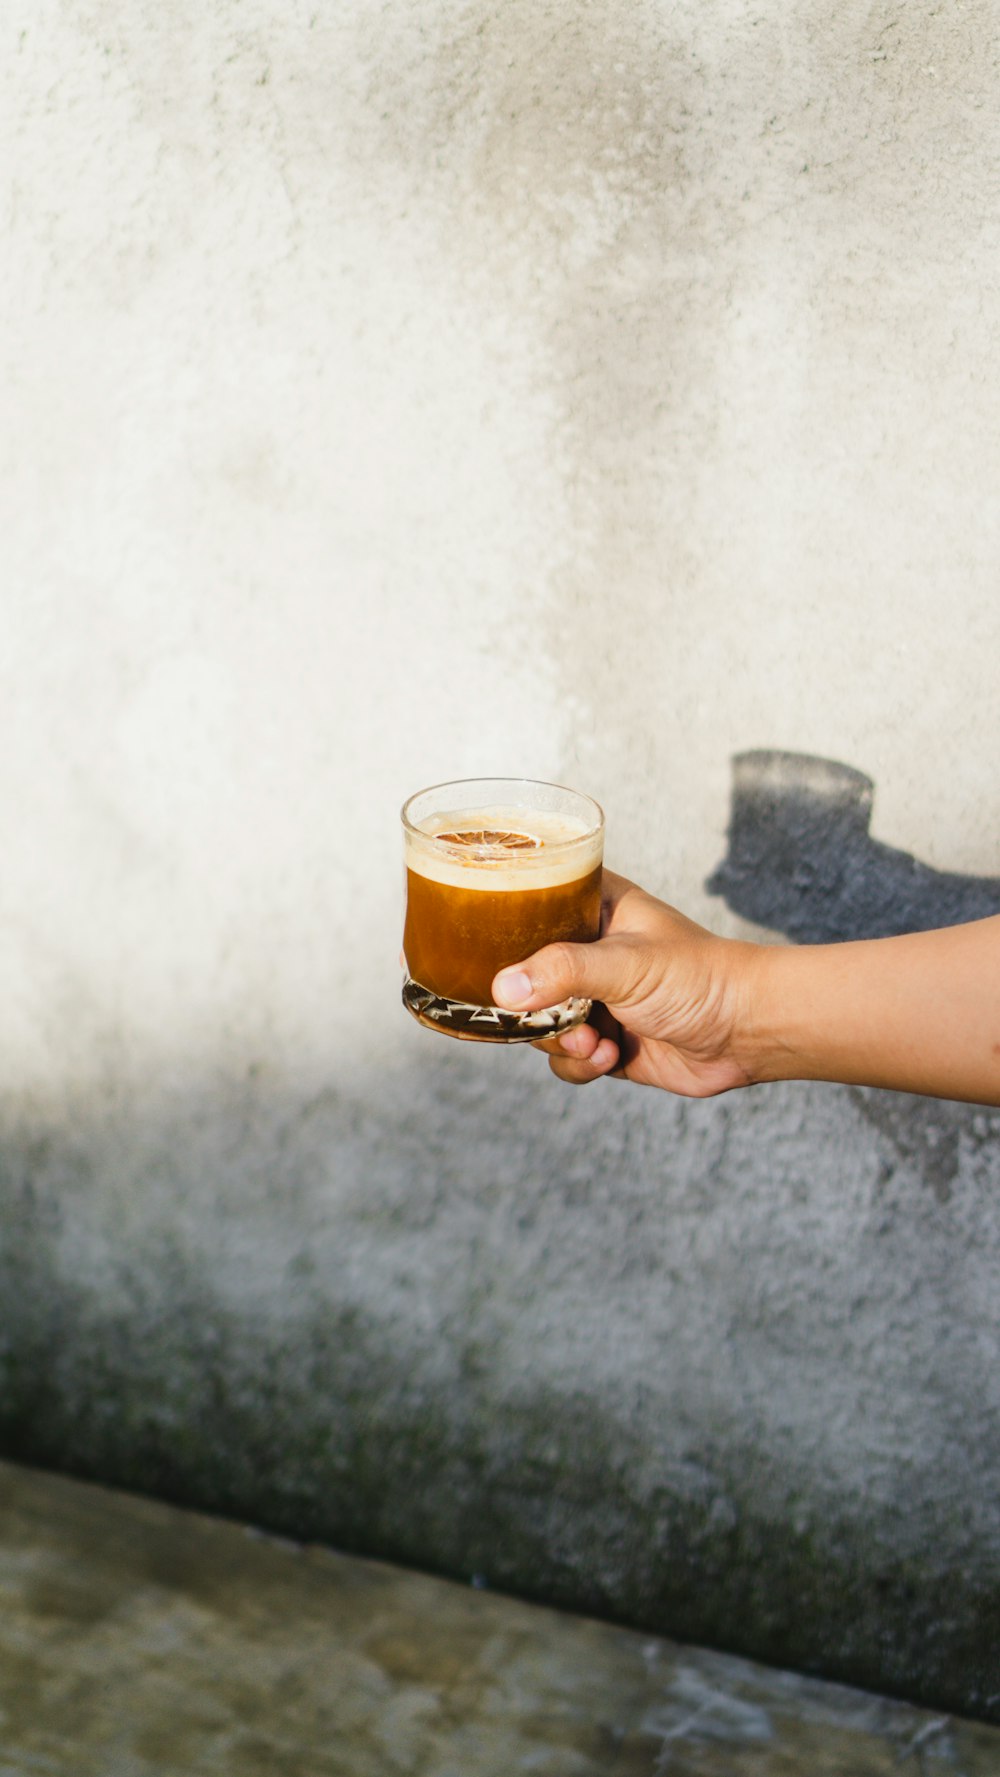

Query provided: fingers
[531,1022,622,1085]
[598,868,642,925]
[546,1033,622,1085]
[492,932,643,1018]
[532,1022,601,1060]
[601,869,667,936]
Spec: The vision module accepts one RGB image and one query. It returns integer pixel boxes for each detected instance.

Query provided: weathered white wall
[2,0,1000,1717]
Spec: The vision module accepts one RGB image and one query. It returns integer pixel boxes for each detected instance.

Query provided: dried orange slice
[437,828,541,850]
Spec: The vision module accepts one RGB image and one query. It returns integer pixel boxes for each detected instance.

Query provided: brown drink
[401,779,604,1042]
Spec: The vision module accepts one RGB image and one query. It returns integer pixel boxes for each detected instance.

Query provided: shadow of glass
[707,750,1000,944]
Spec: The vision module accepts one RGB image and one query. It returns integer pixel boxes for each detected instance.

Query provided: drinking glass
[401,777,605,1042]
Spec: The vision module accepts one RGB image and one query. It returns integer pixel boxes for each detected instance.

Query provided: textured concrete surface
[2,0,1000,1725]
[2,1461,999,1776]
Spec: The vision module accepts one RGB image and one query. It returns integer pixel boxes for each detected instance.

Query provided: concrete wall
[3,0,1000,1719]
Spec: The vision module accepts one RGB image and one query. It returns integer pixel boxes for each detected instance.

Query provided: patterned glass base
[402,977,592,1044]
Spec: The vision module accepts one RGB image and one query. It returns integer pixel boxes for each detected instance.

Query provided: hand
[492,870,762,1094]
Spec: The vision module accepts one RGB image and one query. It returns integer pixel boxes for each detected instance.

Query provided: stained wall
[2,0,1000,1717]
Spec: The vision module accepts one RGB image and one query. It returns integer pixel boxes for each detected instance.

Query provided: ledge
[0,1460,997,1774]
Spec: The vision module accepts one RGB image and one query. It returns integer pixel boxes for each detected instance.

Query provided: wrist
[727,939,798,1088]
[734,938,860,1090]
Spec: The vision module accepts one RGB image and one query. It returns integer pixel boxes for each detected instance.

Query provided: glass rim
[400,776,604,849]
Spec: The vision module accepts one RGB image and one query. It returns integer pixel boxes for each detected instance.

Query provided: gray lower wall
[3,923,999,1717]
[2,0,1000,1723]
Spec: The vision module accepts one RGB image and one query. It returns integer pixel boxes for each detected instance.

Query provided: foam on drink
[405,805,603,893]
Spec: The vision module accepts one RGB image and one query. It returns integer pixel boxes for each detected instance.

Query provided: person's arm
[749,918,1000,1104]
[491,871,1000,1105]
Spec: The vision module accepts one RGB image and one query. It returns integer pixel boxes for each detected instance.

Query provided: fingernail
[560,1028,589,1056]
[494,969,533,1008]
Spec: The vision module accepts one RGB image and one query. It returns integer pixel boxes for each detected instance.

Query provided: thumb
[493,935,640,1012]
